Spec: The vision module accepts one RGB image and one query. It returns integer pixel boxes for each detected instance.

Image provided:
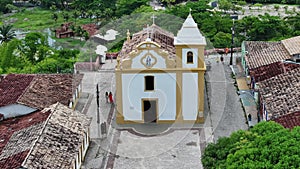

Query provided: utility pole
[96,84,100,124]
[230,18,235,65]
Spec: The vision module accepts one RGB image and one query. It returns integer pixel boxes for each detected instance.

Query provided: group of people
[105,92,114,104]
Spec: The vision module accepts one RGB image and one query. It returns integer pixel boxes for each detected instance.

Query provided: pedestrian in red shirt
[109,92,113,104]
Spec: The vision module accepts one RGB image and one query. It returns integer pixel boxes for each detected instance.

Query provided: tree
[19,32,51,64]
[218,0,233,13]
[115,0,147,17]
[161,0,176,7]
[87,10,94,21]
[0,39,21,72]
[213,32,232,48]
[52,13,58,23]
[202,121,300,169]
[274,4,280,11]
[72,10,80,26]
[83,31,89,41]
[0,0,13,14]
[0,24,16,44]
[62,11,70,22]
[285,13,300,36]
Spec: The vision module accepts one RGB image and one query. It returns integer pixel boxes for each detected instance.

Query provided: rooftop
[258,67,300,120]
[244,41,291,69]
[0,74,83,110]
[119,24,175,59]
[22,103,91,169]
[282,36,300,56]
[0,103,91,169]
[274,111,300,129]
[174,14,206,45]
[0,74,35,107]
[0,110,51,169]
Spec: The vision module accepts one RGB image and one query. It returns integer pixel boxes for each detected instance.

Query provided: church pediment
[120,41,176,69]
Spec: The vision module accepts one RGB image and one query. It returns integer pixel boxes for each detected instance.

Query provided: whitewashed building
[115,14,206,124]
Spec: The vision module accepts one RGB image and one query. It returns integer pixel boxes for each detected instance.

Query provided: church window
[145,76,154,91]
[187,51,193,64]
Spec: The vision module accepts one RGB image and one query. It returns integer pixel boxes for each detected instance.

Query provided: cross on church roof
[151,14,157,25]
[189,8,192,15]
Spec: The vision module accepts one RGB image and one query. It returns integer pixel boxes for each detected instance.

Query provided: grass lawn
[1,8,92,32]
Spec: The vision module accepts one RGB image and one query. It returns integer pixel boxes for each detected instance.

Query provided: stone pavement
[81,53,248,169]
[204,53,248,140]
[233,63,258,127]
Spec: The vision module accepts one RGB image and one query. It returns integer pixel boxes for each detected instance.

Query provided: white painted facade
[182,73,198,120]
[121,73,176,121]
[116,14,206,124]
[131,50,167,69]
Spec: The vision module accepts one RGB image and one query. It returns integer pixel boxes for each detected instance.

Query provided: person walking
[248,113,252,121]
[105,92,109,103]
[220,55,224,64]
[109,92,113,104]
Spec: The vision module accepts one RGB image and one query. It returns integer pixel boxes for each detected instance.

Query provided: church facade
[115,14,206,124]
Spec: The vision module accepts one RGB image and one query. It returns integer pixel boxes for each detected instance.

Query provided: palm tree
[0,24,16,44]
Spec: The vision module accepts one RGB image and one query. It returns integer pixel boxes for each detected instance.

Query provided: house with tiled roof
[22,103,91,169]
[0,73,89,169]
[257,67,300,129]
[0,74,83,120]
[281,36,300,61]
[0,103,91,169]
[241,41,296,87]
[0,109,51,169]
[241,36,300,87]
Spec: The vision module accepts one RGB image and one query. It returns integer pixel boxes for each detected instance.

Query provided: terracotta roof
[245,41,278,52]
[17,74,83,110]
[0,110,51,169]
[244,41,291,69]
[0,103,91,169]
[258,67,300,120]
[119,24,175,59]
[274,111,300,129]
[282,36,300,55]
[0,74,35,107]
[22,103,91,169]
[82,23,97,37]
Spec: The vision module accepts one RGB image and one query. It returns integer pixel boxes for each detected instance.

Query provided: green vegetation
[0,32,78,74]
[0,0,300,74]
[0,24,16,43]
[1,8,91,31]
[202,121,300,168]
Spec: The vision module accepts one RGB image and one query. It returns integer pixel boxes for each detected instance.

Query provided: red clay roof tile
[0,74,35,107]
[0,110,51,169]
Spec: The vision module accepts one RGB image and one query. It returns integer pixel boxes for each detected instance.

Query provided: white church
[115,14,206,124]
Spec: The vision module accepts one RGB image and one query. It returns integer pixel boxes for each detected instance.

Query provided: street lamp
[230,18,235,65]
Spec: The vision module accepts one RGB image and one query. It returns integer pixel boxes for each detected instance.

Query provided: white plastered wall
[182,73,198,120]
[131,50,167,69]
[122,73,176,121]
